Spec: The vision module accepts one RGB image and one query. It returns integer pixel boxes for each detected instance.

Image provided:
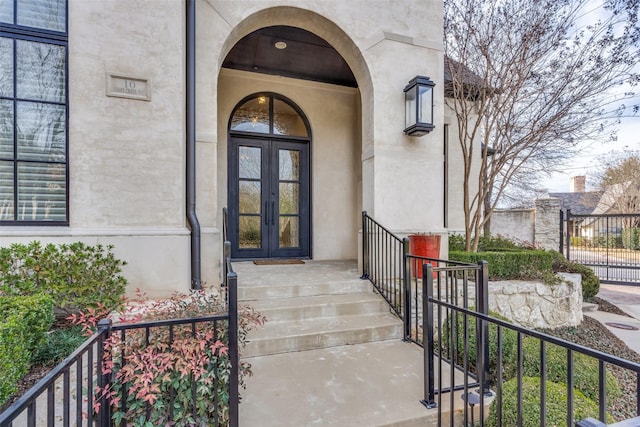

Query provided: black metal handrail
[422,264,640,426]
[0,330,105,427]
[361,211,408,320]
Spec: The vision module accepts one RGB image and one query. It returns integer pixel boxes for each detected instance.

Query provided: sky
[541,116,640,193]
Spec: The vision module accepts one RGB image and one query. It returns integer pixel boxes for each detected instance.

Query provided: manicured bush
[486,377,613,427]
[552,252,600,299]
[448,250,555,280]
[622,227,640,250]
[521,337,620,402]
[0,294,54,354]
[0,241,127,314]
[440,310,518,384]
[0,315,30,407]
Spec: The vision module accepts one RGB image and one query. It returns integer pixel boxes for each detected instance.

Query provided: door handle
[271,201,275,226]
[264,202,268,225]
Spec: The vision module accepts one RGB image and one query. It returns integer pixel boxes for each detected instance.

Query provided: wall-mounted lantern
[404,76,435,137]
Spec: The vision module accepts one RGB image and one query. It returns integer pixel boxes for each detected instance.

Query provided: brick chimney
[570,176,586,192]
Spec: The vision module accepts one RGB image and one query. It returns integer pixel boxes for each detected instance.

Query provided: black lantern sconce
[404,76,435,137]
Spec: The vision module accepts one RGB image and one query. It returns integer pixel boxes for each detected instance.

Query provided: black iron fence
[361,211,408,320]
[562,210,640,285]
[420,261,640,426]
[0,274,239,427]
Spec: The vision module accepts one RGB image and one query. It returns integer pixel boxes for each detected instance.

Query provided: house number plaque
[106,73,151,101]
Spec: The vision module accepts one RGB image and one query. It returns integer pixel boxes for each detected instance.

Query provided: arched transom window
[229,94,309,138]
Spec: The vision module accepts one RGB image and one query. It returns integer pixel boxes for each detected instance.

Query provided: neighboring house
[0,0,474,296]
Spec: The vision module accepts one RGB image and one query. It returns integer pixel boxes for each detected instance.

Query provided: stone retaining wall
[489,273,583,329]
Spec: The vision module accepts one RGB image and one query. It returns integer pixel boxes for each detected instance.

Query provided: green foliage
[0,241,127,313]
[0,315,30,407]
[552,253,600,299]
[622,228,640,250]
[571,236,624,249]
[31,325,86,366]
[486,377,613,427]
[72,290,266,427]
[448,250,555,280]
[448,233,466,252]
[521,337,620,402]
[440,310,518,384]
[0,294,54,354]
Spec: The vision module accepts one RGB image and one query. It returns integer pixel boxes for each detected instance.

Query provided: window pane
[0,0,13,24]
[239,215,261,248]
[17,161,66,221]
[0,38,13,97]
[279,149,299,180]
[230,96,269,133]
[279,183,299,215]
[274,99,307,136]
[0,161,14,220]
[239,180,260,214]
[238,146,261,179]
[0,100,13,159]
[17,40,65,103]
[279,217,299,248]
[17,0,65,32]
[17,101,65,162]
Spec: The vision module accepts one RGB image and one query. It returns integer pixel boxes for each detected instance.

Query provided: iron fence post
[477,261,491,397]
[421,263,437,408]
[223,241,231,302]
[560,209,564,254]
[566,209,572,260]
[228,271,239,427]
[403,238,411,339]
[97,318,112,427]
[361,211,369,280]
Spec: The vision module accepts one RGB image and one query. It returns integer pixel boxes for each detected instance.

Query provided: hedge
[448,250,555,280]
[622,228,640,250]
[0,241,127,314]
[0,314,30,407]
[520,337,620,402]
[486,377,613,427]
[0,294,54,354]
[440,310,518,384]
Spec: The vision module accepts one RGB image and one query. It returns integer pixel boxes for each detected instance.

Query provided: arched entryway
[227,93,311,259]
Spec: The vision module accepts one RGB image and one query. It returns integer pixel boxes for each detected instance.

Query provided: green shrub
[448,233,466,252]
[0,315,30,407]
[486,377,613,427]
[0,241,127,313]
[448,250,555,280]
[440,310,518,383]
[622,228,640,250]
[552,253,600,299]
[31,325,86,366]
[0,294,54,354]
[521,337,620,401]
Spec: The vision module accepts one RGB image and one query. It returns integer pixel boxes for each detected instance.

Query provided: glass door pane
[237,145,264,250]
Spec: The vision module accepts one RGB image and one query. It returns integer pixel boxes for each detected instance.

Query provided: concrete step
[243,312,404,357]
[238,278,371,301]
[245,292,392,322]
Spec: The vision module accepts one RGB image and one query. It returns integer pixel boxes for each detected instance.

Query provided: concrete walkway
[588,284,640,356]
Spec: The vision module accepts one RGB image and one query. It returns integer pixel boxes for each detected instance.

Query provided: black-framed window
[0,0,68,225]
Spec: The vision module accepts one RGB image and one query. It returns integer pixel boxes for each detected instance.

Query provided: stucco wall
[2,0,446,296]
[490,208,536,244]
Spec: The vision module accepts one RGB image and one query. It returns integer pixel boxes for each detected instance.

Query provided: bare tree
[596,151,640,216]
[445,0,640,251]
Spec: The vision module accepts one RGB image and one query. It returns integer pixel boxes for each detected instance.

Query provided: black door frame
[227,93,312,260]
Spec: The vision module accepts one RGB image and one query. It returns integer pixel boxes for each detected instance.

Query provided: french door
[228,137,310,259]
